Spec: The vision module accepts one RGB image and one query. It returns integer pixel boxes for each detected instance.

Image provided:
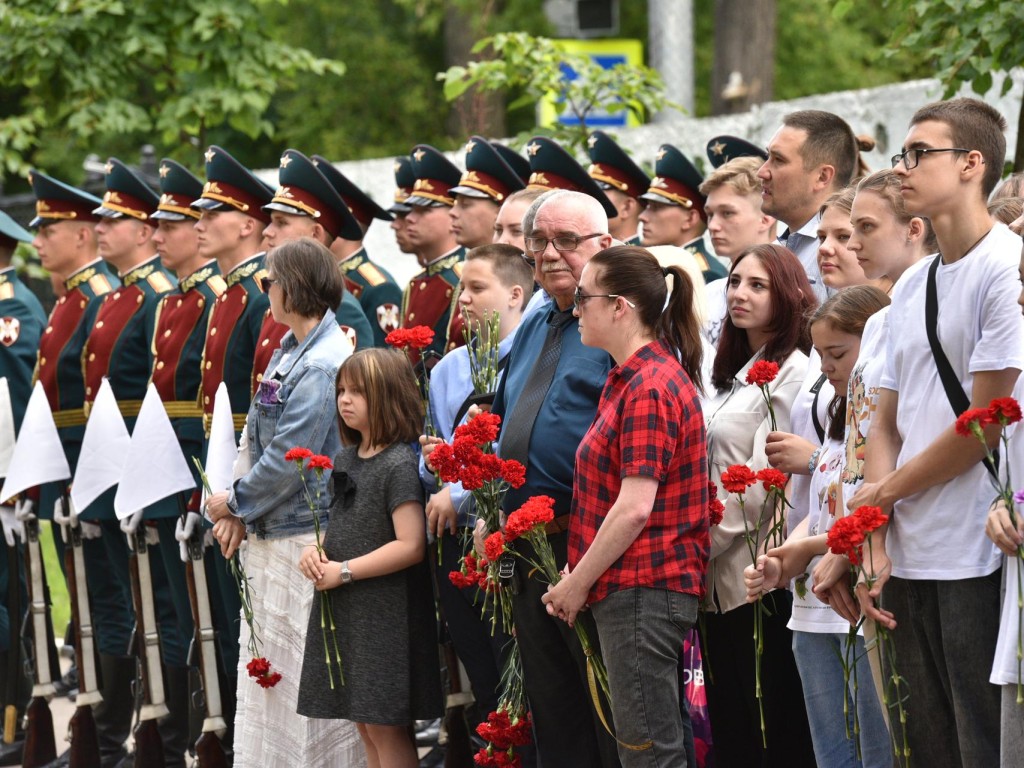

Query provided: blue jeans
[792,631,891,768]
[883,574,1001,768]
[591,588,697,767]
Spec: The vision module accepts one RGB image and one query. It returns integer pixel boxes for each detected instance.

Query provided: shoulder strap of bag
[925,255,999,481]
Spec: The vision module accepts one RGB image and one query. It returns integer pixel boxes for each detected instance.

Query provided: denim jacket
[228,311,348,538]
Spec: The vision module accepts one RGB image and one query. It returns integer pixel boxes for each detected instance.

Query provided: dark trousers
[702,591,816,768]
[511,531,621,768]
[883,574,1001,768]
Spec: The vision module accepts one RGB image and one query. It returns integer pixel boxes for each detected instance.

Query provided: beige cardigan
[702,349,809,613]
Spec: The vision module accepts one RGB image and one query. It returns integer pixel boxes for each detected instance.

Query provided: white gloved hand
[120,508,144,537]
[0,505,22,547]
[14,497,37,523]
[79,520,102,540]
[144,524,159,546]
[52,497,71,543]
[175,511,208,562]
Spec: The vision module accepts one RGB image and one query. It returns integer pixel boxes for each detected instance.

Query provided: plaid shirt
[570,339,710,604]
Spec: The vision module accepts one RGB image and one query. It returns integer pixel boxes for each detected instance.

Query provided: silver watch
[340,560,353,585]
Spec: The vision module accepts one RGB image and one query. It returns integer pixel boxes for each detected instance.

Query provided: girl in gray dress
[297,348,441,768]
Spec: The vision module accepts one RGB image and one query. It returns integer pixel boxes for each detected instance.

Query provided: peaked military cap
[0,210,34,244]
[405,145,462,207]
[312,155,393,226]
[390,156,415,214]
[587,131,650,200]
[92,158,159,220]
[706,135,768,169]
[27,171,103,228]
[640,144,707,221]
[263,149,362,241]
[523,136,617,219]
[491,142,531,185]
[191,145,273,224]
[450,136,525,203]
[151,159,204,221]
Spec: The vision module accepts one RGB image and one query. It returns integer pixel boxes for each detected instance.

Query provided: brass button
[113,292,121,301]
[210,327,217,336]
[176,298,183,308]
[261,339,269,347]
[164,329,171,337]
[88,353,95,362]
[205,361,212,369]
[86,386,92,395]
[45,326,53,334]
[156,361,165,370]
[204,395,210,404]
[96,321,104,328]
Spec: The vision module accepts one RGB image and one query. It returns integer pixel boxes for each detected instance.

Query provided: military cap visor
[28,171,104,228]
[0,211,33,243]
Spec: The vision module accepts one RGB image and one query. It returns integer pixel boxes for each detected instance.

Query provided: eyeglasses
[521,252,536,268]
[524,232,603,255]
[573,286,636,311]
[259,276,277,292]
[890,147,973,170]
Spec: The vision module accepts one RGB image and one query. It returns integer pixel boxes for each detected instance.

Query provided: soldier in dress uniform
[148,158,226,766]
[0,210,45,766]
[639,144,727,283]
[389,155,417,261]
[252,148,370,380]
[522,135,617,220]
[312,155,405,347]
[706,134,768,169]
[83,157,184,767]
[402,144,467,362]
[449,136,525,250]
[586,130,650,245]
[191,146,273,732]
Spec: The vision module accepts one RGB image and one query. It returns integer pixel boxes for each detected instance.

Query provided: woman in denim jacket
[207,238,362,767]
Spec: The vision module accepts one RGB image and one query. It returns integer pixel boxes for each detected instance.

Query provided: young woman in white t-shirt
[745,286,892,768]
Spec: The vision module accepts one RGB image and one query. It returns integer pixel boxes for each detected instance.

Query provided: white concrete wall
[261,73,1023,286]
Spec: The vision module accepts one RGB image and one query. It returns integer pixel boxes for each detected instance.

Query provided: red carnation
[505,496,556,540]
[307,454,334,472]
[246,656,281,688]
[255,671,282,689]
[284,447,313,463]
[852,505,888,533]
[746,360,780,387]
[484,532,507,563]
[757,467,788,493]
[989,397,1023,426]
[455,411,502,445]
[707,481,725,527]
[826,516,868,565]
[955,407,995,437]
[501,459,526,489]
[721,465,757,494]
[386,325,435,350]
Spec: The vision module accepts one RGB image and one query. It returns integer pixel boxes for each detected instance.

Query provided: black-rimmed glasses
[259,276,277,292]
[890,147,973,170]
[524,232,603,255]
[573,286,636,311]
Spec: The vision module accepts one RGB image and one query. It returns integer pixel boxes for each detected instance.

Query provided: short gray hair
[528,189,609,235]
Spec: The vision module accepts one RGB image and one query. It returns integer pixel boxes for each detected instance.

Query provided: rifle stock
[126,527,167,768]
[62,498,102,768]
[21,518,56,768]
[4,540,21,744]
[181,495,228,768]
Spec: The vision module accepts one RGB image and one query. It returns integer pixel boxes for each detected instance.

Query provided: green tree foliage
[0,0,344,182]
[854,0,1024,169]
[438,32,674,154]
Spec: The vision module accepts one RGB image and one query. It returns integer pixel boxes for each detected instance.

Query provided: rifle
[20,502,56,768]
[178,495,227,768]
[57,493,102,768]
[4,532,21,745]
[125,523,168,768]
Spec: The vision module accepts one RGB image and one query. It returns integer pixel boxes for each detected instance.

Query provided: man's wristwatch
[340,560,353,585]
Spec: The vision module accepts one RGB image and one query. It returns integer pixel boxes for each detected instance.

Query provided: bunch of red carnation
[429,414,525,493]
[826,505,889,566]
[449,551,493,591]
[708,481,725,527]
[385,325,435,350]
[474,710,533,767]
[247,657,282,689]
[955,396,1023,438]
[504,495,556,540]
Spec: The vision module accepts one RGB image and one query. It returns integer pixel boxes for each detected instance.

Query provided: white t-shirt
[701,278,728,349]
[881,224,1024,579]
[788,350,833,533]
[842,307,889,494]
[789,436,854,634]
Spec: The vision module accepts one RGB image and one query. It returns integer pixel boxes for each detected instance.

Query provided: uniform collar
[179,261,217,293]
[225,252,264,287]
[338,247,367,273]
[120,255,162,287]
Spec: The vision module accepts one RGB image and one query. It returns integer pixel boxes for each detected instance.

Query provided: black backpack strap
[809,373,828,444]
[925,255,999,480]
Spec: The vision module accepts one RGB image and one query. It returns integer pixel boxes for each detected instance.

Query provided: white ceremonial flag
[204,382,238,497]
[0,378,16,478]
[0,382,70,503]
[114,384,196,521]
[70,379,130,513]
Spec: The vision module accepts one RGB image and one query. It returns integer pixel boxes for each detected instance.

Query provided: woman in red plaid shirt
[542,244,710,767]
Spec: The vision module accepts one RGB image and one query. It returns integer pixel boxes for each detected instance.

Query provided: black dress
[296,442,442,725]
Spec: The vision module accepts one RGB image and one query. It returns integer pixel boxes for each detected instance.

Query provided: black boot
[158,667,191,768]
[93,654,134,768]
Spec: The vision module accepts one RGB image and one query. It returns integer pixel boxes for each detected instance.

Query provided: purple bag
[682,628,714,768]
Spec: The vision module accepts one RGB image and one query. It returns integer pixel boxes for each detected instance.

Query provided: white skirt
[233,535,367,768]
